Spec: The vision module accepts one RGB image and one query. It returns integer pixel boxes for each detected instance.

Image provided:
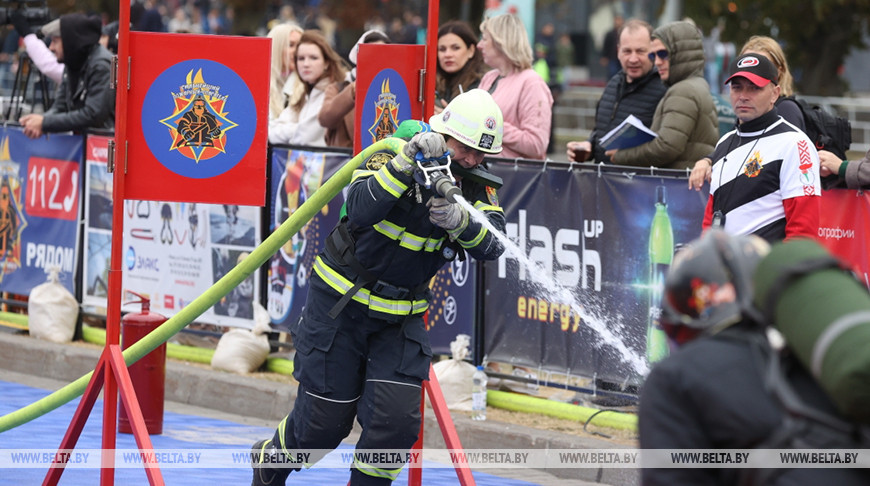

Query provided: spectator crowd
[4,3,870,485]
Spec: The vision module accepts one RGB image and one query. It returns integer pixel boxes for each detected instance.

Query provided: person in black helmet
[639,230,870,486]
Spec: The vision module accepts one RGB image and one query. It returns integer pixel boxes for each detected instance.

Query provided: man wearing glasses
[604,20,719,170]
[566,19,666,163]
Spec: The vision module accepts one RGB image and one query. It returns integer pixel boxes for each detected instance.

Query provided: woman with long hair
[477,14,553,160]
[435,20,485,114]
[318,29,389,148]
[267,22,304,121]
[269,30,348,146]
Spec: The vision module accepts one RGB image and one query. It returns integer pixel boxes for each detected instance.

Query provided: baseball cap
[41,18,60,38]
[725,54,779,87]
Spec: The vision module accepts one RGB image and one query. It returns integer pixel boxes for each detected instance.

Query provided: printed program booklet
[599,115,658,150]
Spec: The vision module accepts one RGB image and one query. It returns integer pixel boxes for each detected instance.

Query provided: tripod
[4,51,52,122]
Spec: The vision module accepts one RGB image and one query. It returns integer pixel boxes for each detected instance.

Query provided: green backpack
[753,239,870,424]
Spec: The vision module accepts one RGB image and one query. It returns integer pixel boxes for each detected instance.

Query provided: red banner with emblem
[354,44,425,153]
[818,189,870,286]
[124,32,269,206]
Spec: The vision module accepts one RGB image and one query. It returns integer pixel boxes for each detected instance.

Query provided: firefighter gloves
[392,132,448,175]
[427,196,469,237]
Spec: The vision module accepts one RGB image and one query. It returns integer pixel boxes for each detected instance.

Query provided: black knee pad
[357,380,422,450]
[291,384,358,451]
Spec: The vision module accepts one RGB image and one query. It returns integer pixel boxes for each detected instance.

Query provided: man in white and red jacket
[703,53,820,241]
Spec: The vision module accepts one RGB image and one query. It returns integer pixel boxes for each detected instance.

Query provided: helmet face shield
[429,89,503,154]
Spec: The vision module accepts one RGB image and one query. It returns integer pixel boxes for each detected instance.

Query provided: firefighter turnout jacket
[313,139,506,322]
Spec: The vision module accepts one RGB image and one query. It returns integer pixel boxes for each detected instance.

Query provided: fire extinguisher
[118,291,167,435]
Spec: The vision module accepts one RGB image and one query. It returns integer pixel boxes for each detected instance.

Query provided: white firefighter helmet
[429,89,503,154]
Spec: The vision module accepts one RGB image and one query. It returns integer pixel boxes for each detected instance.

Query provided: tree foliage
[685,0,870,95]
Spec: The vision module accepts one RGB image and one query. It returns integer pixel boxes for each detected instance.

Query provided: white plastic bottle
[471,365,488,421]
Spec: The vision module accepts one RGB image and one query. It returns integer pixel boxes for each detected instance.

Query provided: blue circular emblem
[125,246,136,271]
[360,68,413,146]
[141,59,256,179]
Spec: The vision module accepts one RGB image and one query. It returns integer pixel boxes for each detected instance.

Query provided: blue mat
[0,381,538,485]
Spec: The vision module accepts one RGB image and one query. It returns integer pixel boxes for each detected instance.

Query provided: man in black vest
[566,19,666,163]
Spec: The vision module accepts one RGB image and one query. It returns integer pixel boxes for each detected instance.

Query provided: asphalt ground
[0,331,637,485]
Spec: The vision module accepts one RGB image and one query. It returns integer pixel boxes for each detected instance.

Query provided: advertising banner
[83,135,261,328]
[483,163,707,383]
[83,135,112,306]
[266,147,348,329]
[818,188,870,285]
[425,259,476,358]
[125,32,269,206]
[0,127,81,295]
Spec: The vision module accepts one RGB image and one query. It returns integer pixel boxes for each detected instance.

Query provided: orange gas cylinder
[118,294,167,435]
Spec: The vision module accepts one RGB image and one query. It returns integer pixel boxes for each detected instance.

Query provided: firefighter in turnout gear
[252,89,506,486]
[178,95,223,147]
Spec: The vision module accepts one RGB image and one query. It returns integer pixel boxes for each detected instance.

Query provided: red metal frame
[42,0,165,484]
[408,364,477,486]
[42,346,164,486]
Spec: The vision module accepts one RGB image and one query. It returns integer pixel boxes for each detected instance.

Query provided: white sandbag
[429,334,476,411]
[28,267,78,343]
[211,302,271,374]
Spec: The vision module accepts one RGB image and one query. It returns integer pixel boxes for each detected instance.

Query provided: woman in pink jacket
[478,14,553,160]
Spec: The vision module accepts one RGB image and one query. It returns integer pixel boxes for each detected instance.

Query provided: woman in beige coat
[607,21,718,170]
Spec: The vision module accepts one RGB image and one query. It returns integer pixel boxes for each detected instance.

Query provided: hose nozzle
[432,173,461,203]
[415,152,459,202]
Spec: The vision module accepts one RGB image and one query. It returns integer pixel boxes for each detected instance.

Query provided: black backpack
[786,96,852,160]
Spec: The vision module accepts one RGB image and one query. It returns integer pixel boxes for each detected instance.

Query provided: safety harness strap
[326,220,378,319]
[324,219,430,320]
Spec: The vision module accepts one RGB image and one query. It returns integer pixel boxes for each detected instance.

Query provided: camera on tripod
[0,0,54,122]
[0,0,50,35]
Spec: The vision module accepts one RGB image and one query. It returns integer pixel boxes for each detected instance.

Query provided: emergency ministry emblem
[141,59,256,180]
[796,139,817,193]
[361,69,413,149]
[368,78,400,143]
[159,69,237,163]
[365,152,392,170]
[743,151,762,178]
[0,138,26,275]
[689,277,717,315]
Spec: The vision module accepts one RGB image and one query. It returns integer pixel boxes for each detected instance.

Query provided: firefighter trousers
[270,275,432,485]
